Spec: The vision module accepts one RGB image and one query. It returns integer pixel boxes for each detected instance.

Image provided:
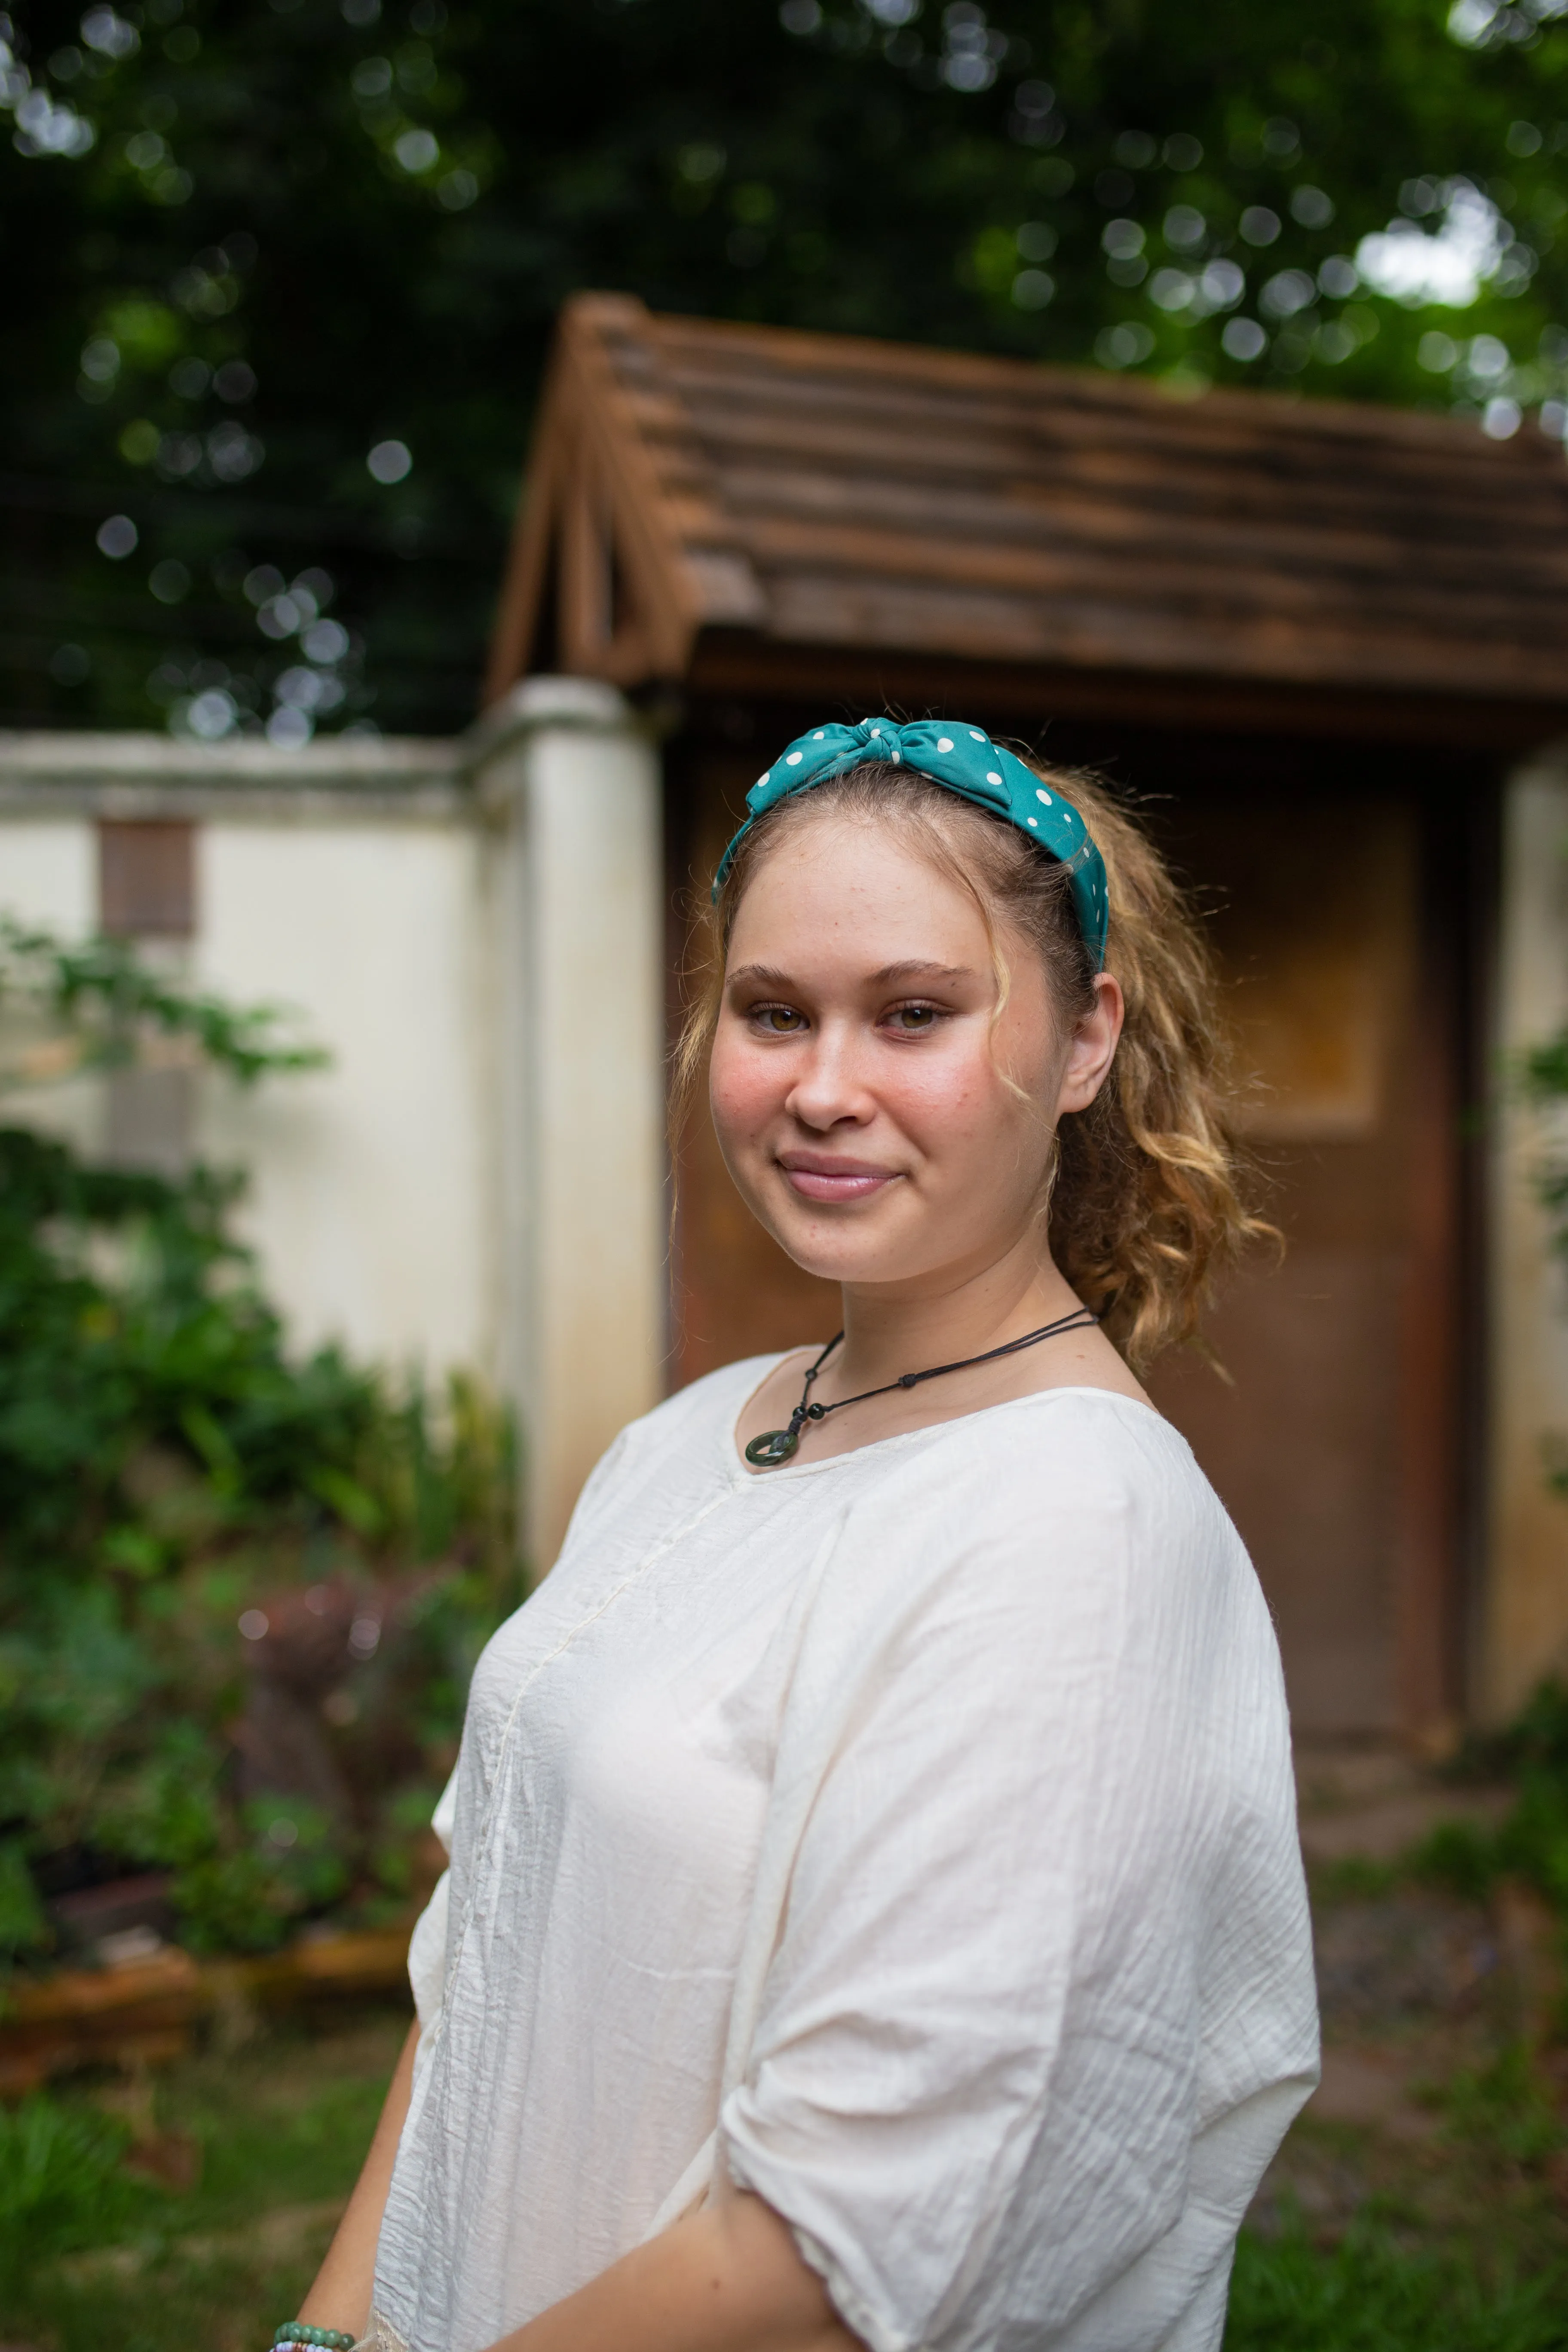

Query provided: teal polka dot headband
[714,717,1109,969]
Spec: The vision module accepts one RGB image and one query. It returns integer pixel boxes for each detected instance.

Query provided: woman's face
[709,815,1123,1292]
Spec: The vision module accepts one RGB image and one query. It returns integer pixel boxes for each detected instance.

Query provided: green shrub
[0,935,521,1967]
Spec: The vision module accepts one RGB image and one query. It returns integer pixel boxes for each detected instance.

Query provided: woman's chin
[763,1213,925,1289]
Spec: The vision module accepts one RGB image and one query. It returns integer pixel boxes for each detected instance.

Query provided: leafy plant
[0,937,521,1969]
[0,2092,150,2302]
[0,916,327,1092]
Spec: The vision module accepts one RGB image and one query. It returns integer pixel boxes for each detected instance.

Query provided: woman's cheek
[709,1034,783,1153]
[876,1041,996,1152]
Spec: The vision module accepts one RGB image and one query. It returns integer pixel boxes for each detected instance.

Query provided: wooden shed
[487,291,1568,1744]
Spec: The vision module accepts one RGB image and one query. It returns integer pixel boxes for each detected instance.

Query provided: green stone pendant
[744,1425,800,1468]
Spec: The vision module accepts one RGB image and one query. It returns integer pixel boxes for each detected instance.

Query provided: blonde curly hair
[675,755,1267,1372]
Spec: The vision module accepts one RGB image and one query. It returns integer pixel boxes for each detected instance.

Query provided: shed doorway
[667,720,1484,1740]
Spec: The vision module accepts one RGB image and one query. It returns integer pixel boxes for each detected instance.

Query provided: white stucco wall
[0,817,95,933]
[0,697,668,1575]
[195,815,494,1378]
[0,815,101,1158]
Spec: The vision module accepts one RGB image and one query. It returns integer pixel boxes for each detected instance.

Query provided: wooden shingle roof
[485,293,1568,746]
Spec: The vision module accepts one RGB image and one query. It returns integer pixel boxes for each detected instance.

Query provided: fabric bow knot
[714,717,1108,968]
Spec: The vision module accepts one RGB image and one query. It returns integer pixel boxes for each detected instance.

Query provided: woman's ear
[1057,972,1124,1116]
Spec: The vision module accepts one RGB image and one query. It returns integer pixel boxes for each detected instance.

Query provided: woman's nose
[784,1026,875,1132]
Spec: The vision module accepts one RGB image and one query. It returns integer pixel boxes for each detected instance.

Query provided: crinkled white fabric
[372,1362,1318,2352]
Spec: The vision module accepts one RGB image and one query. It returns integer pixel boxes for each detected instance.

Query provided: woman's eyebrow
[726,963,797,992]
[726,959,976,992]
[869,961,975,986]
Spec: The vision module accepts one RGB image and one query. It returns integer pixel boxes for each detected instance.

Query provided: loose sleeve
[405,1767,459,2037]
[717,1423,1316,2352]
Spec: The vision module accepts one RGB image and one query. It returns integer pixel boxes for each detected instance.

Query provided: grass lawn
[4,1870,1568,2352]
[1227,1868,1568,2351]
[0,2003,408,2352]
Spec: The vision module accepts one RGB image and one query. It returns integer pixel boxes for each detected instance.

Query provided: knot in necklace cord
[742,1307,1101,1469]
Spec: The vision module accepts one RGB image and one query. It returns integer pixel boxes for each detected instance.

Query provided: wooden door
[666,728,1470,1738]
[1144,792,1461,1738]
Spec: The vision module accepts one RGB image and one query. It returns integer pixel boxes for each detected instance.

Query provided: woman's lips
[778,1155,898,1203]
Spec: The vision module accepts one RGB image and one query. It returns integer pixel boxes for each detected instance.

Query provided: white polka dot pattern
[714,715,1109,965]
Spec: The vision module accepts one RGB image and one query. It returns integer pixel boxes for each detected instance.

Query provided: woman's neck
[828,1242,1084,1398]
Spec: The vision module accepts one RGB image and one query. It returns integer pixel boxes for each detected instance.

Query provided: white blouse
[371,1360,1318,2352]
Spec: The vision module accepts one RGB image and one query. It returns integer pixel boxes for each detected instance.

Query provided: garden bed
[0,1927,411,2095]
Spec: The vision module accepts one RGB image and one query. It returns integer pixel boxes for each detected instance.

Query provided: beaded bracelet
[274,2328,358,2350]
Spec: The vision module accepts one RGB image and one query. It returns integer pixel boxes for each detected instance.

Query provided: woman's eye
[752,1004,806,1034]
[887,1004,940,1032]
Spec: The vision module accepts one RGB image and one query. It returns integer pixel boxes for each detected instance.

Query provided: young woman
[286,716,1318,2352]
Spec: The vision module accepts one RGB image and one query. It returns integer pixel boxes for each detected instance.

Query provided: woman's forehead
[728,814,986,945]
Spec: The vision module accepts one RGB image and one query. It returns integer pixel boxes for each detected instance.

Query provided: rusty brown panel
[1143,790,1449,1737]
[98,820,195,938]
[1393,824,1469,1744]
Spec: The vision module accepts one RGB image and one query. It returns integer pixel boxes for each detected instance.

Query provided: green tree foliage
[5,0,1568,737]
[0,940,520,1968]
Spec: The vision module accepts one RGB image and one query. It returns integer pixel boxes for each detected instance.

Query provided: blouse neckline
[725,1355,1169,1485]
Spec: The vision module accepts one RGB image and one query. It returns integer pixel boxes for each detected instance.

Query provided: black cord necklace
[743,1306,1101,1468]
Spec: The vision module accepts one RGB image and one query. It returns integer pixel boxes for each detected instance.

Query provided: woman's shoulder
[842,1385,1244,1600]
[907,1384,1206,1508]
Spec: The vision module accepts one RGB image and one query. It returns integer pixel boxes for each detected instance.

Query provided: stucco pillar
[1484,742,1568,1717]
[469,679,665,1574]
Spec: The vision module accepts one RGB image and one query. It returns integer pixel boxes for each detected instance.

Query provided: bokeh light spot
[367,438,412,483]
[214,359,257,402]
[186,687,238,738]
[267,704,314,748]
[1095,321,1155,368]
[49,643,91,686]
[1221,317,1268,362]
[96,513,138,558]
[393,127,439,175]
[149,558,191,603]
[303,617,351,663]
[82,7,140,59]
[168,354,211,399]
